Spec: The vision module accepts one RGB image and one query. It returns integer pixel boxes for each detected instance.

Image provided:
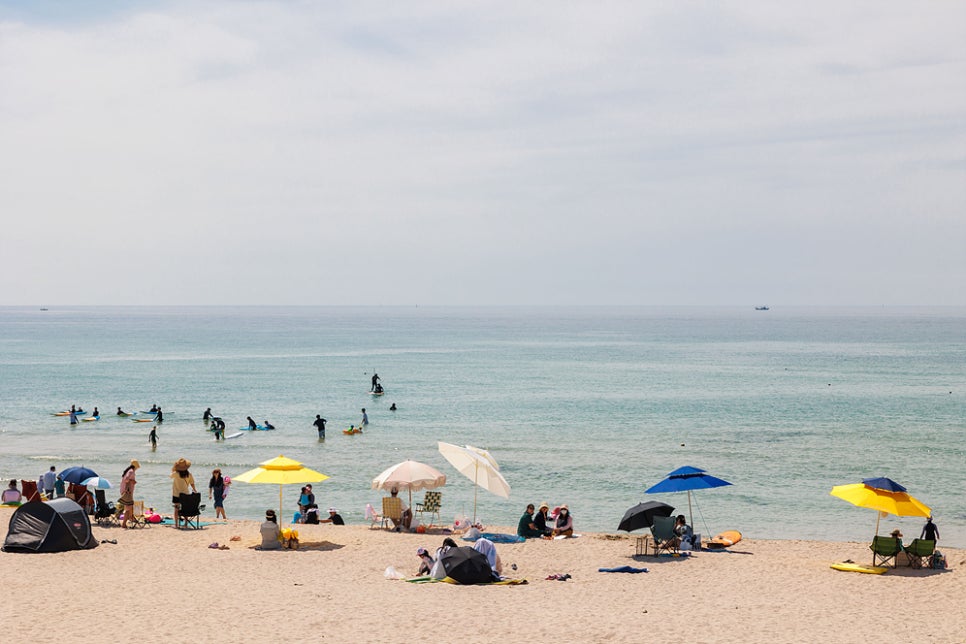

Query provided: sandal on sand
[230,536,241,541]
[218,545,230,550]
[208,542,219,549]
[100,539,117,545]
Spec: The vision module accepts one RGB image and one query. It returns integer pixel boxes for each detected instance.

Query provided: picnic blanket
[598,565,649,573]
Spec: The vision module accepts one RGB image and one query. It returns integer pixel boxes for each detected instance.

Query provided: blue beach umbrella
[645,466,733,527]
[60,466,98,485]
[81,476,112,490]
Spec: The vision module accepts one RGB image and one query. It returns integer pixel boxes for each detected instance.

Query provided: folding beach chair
[870,536,902,568]
[382,497,402,531]
[177,493,205,529]
[93,489,116,526]
[415,491,442,528]
[20,480,41,503]
[365,503,383,529]
[650,515,679,556]
[903,539,935,569]
[68,483,93,513]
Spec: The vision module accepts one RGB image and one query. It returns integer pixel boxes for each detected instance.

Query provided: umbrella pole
[279,485,284,527]
[473,461,479,524]
[688,491,693,528]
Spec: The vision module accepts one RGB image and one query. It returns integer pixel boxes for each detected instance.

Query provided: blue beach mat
[462,532,525,544]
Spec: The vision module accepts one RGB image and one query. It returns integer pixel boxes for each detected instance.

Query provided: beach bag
[931,551,947,569]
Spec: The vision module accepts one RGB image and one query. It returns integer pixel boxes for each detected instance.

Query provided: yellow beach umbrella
[234,455,329,522]
[830,477,930,537]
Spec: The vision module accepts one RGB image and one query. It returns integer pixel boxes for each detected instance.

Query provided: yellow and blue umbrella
[830,477,930,537]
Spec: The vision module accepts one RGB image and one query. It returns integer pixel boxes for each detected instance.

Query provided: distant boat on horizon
[754,306,769,311]
[39,307,49,311]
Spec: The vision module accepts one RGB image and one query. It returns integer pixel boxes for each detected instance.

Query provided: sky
[1,1,964,306]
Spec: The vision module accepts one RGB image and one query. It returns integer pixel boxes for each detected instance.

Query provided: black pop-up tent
[440,546,494,584]
[2,498,98,553]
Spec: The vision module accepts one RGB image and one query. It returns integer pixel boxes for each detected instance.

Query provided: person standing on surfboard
[371,373,380,392]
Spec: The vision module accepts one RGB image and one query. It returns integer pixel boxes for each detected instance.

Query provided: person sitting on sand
[552,505,574,537]
[517,503,544,538]
[256,510,282,550]
[1,480,21,505]
[416,547,435,575]
[321,507,345,525]
[473,537,504,576]
[430,538,459,579]
[533,501,552,536]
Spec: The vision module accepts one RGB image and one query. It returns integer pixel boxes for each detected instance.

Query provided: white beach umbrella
[437,442,510,522]
[371,460,447,506]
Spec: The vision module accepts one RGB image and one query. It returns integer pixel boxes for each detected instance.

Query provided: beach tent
[2,498,99,553]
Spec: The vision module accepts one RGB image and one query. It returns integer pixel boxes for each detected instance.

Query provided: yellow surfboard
[706,530,742,549]
[830,562,887,574]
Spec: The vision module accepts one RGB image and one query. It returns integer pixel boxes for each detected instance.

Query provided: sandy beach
[2,507,964,644]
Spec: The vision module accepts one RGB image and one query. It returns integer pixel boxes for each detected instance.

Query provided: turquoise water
[1,306,964,546]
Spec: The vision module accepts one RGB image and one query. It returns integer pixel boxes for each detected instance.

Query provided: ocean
[1,305,963,546]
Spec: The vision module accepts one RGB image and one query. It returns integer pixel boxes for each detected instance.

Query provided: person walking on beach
[922,516,940,542]
[313,415,327,439]
[371,373,380,392]
[148,426,159,448]
[42,467,56,500]
[119,460,139,529]
[361,408,369,426]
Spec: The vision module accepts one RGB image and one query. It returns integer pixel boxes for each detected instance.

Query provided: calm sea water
[1,306,963,546]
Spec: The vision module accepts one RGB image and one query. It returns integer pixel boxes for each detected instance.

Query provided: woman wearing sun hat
[552,504,574,537]
[170,458,197,527]
[533,501,552,537]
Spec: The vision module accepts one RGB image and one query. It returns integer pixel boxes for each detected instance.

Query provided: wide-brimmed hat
[172,458,191,472]
[538,501,549,510]
[130,459,141,469]
[328,507,337,513]
[559,504,569,511]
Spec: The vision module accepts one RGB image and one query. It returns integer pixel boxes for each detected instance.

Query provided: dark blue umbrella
[59,466,98,484]
[862,477,906,493]
[645,466,732,527]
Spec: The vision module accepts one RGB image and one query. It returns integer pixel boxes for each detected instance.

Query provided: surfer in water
[117,407,127,415]
[149,426,158,448]
[361,408,369,425]
[203,407,213,421]
[263,420,275,430]
[313,415,327,439]
[155,407,164,423]
[247,416,257,430]
[390,403,396,411]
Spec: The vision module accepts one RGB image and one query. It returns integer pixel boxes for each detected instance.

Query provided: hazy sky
[1,1,963,305]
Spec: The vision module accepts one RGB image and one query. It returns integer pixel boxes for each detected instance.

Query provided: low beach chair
[382,497,402,531]
[415,491,442,527]
[650,515,678,556]
[93,489,116,526]
[177,493,204,529]
[903,539,935,569]
[870,535,901,568]
[365,503,383,529]
[20,480,41,503]
[68,483,93,513]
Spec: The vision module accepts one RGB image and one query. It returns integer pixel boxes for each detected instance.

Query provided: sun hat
[538,501,549,510]
[172,458,191,472]
[130,459,140,469]
[328,507,337,513]
[417,547,427,555]
[560,504,569,510]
